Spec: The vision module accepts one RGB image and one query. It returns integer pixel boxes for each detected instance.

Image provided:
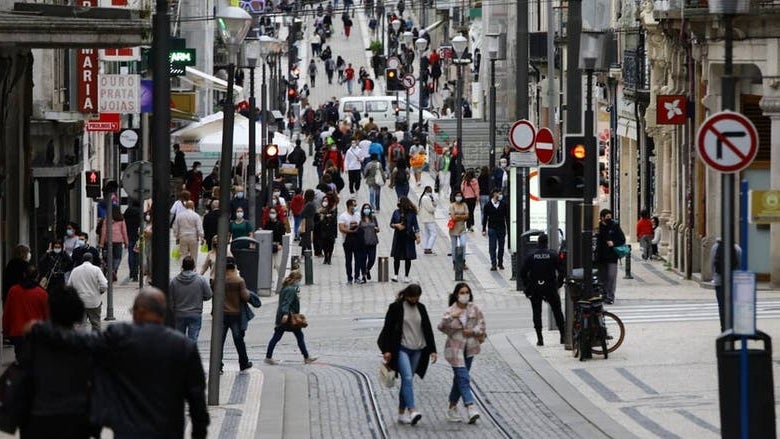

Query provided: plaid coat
[437,303,486,367]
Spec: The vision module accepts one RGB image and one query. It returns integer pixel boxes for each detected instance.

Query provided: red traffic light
[88,172,98,184]
[571,144,586,160]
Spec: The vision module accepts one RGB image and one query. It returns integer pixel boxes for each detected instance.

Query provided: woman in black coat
[377,284,437,426]
[38,239,73,293]
[389,197,420,283]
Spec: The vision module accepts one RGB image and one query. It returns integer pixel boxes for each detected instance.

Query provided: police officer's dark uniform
[519,233,565,346]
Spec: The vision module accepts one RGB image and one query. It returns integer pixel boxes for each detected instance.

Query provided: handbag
[378,362,397,388]
[289,313,308,329]
[447,218,456,230]
[373,167,385,187]
[613,244,630,259]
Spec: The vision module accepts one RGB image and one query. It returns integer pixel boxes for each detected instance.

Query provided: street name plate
[732,270,756,336]
[509,151,537,168]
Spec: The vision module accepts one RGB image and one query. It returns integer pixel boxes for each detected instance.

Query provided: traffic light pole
[582,66,596,298]
[248,65,257,229]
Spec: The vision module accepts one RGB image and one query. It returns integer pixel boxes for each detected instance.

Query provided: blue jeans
[175,314,202,342]
[221,314,250,369]
[397,347,423,410]
[369,185,381,211]
[293,215,302,239]
[266,326,310,359]
[360,244,377,279]
[487,228,506,268]
[449,355,475,405]
[450,234,467,264]
[394,182,409,199]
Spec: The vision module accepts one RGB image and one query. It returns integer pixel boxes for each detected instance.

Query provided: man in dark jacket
[481,189,510,271]
[287,139,307,189]
[30,287,209,438]
[519,233,565,346]
[72,232,101,267]
[202,200,220,250]
[124,200,142,281]
[594,209,626,304]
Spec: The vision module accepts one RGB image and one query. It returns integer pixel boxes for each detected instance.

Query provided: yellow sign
[749,190,780,223]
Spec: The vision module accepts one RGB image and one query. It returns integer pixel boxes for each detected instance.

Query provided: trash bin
[517,229,546,290]
[230,237,259,292]
[717,330,776,438]
[253,230,275,296]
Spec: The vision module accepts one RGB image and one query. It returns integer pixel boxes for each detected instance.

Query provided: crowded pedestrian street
[2,0,780,438]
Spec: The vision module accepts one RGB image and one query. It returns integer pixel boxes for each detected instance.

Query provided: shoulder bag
[373,164,385,186]
[289,313,308,329]
[378,362,397,388]
[613,244,630,259]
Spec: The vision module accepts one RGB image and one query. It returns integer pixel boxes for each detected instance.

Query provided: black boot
[535,328,544,346]
[559,329,565,345]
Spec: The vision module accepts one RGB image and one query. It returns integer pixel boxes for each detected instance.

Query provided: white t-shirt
[338,210,361,239]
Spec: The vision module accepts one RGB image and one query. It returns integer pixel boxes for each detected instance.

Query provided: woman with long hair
[314,196,339,264]
[38,239,73,292]
[377,284,437,426]
[99,205,129,281]
[460,169,480,231]
[265,271,317,365]
[438,282,486,424]
[357,203,380,282]
[390,197,420,282]
[390,158,411,199]
[448,191,470,270]
[418,186,438,255]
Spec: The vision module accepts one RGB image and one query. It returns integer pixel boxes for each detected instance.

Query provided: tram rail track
[327,363,389,439]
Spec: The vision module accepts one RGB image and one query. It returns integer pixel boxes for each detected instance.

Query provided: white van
[338,95,435,130]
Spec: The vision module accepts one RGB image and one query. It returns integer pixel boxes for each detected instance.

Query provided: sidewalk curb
[490,331,639,439]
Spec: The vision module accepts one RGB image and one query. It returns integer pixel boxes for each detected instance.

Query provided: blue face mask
[236,192,244,199]
[363,208,372,216]
[498,195,504,201]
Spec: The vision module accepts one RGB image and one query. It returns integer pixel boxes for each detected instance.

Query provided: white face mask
[76,239,85,247]
[457,294,470,304]
[53,248,62,254]
[455,196,463,203]
[145,215,151,222]
[269,213,278,220]
[322,201,329,207]
[236,212,244,219]
[273,192,281,198]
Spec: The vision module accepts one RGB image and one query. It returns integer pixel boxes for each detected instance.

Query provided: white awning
[182,66,244,96]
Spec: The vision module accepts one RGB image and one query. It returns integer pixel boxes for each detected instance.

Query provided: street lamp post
[257,36,282,208]
[210,6,251,406]
[401,31,413,136]
[415,37,427,136]
[244,39,261,230]
[451,34,469,195]
[486,31,501,187]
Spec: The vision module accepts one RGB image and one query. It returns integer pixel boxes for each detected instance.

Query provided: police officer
[519,233,565,346]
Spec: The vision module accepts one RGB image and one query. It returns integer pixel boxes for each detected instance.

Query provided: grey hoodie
[169,270,213,317]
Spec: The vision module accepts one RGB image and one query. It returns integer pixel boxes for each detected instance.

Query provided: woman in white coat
[418,186,438,255]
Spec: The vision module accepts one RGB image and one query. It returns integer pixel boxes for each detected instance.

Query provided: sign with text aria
[98,74,140,114]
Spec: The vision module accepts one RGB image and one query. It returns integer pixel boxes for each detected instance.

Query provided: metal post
[248,66,257,229]
[488,58,497,181]
[303,249,313,284]
[151,0,171,312]
[105,191,115,321]
[624,244,633,279]
[260,62,268,198]
[406,87,411,136]
[545,0,559,329]
[582,68,596,298]
[515,0,531,292]
[209,61,237,407]
[454,243,464,281]
[419,49,424,132]
[454,62,463,194]
[563,0,583,349]
[722,14,734,332]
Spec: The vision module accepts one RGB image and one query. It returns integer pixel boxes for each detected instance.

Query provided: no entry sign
[535,128,555,164]
[696,111,758,173]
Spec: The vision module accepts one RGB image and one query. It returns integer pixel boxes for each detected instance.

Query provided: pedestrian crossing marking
[607,300,780,324]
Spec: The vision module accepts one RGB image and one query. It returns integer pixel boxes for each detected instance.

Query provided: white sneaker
[446,407,462,423]
[403,276,411,283]
[466,405,480,424]
[264,358,279,365]
[409,411,422,425]
[391,275,399,282]
[397,413,411,424]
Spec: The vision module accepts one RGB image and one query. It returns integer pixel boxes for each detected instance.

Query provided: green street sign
[169,49,196,66]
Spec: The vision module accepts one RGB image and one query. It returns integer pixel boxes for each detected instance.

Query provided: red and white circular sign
[535,127,555,164]
[509,119,536,151]
[696,111,758,173]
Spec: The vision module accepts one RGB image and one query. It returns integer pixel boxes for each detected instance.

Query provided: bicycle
[568,272,625,360]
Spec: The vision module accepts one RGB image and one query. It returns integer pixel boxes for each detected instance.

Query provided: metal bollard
[454,245,464,281]
[510,252,518,281]
[378,257,389,282]
[623,244,634,279]
[303,249,314,285]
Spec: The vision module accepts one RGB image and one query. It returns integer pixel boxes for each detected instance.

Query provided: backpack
[713,242,739,275]
[390,144,404,162]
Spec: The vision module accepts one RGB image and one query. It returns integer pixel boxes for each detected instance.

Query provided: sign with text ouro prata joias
[98,74,140,114]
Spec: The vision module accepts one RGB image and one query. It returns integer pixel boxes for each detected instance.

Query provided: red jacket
[3,283,48,337]
[290,194,305,216]
[323,149,344,171]
[636,218,654,238]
